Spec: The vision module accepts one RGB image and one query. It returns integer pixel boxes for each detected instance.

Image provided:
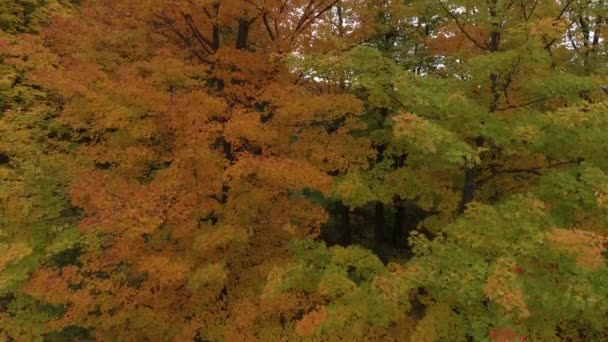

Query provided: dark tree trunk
[212,25,220,51]
[392,155,407,246]
[488,1,501,111]
[339,202,351,246]
[394,202,435,249]
[459,0,501,214]
[459,2,501,214]
[374,201,385,248]
[457,166,476,214]
[221,138,234,161]
[393,203,405,247]
[212,3,220,51]
[236,19,251,50]
[457,136,484,215]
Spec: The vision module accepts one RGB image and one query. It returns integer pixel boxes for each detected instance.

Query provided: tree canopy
[1,0,608,341]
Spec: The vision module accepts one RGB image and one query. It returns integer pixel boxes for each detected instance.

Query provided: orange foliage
[15,0,374,339]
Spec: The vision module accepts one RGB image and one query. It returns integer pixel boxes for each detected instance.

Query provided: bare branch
[182,13,216,54]
[477,159,583,186]
[437,0,488,51]
[262,13,276,40]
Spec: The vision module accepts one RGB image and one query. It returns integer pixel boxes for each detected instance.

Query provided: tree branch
[262,12,276,40]
[182,13,216,54]
[438,0,488,51]
[476,158,583,186]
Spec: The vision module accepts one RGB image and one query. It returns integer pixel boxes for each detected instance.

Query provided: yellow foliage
[410,303,466,342]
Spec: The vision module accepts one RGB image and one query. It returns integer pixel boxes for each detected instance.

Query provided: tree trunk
[457,167,476,214]
[393,203,405,247]
[459,2,501,214]
[488,0,501,111]
[340,202,351,246]
[212,3,220,51]
[457,136,483,214]
[374,201,385,248]
[236,19,251,50]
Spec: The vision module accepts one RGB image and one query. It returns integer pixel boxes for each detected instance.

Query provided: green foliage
[264,239,413,339]
[2,0,608,340]
[410,195,608,340]
[0,0,74,34]
[0,294,64,342]
[0,2,81,340]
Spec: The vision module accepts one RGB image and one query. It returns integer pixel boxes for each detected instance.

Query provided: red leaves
[0,38,11,52]
[489,327,527,342]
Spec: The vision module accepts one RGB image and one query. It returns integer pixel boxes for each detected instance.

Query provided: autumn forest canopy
[2,0,608,340]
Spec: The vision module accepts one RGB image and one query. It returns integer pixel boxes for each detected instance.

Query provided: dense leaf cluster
[1,0,608,341]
